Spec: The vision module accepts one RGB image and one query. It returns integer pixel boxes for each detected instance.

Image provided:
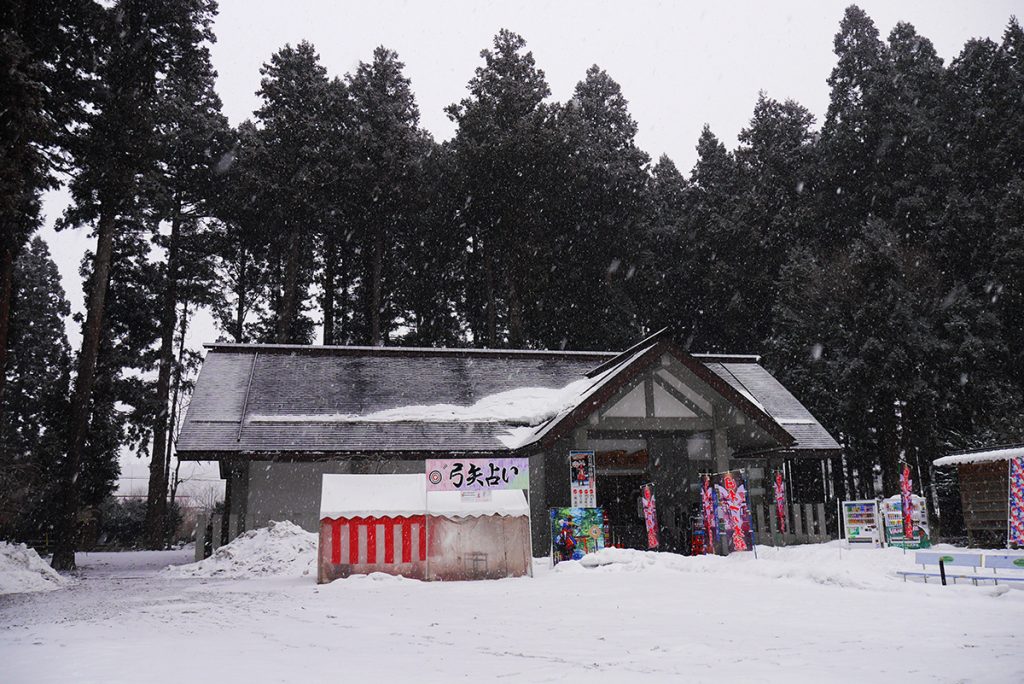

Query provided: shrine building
[176,329,840,554]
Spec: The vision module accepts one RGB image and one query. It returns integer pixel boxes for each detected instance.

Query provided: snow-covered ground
[1,534,1021,683]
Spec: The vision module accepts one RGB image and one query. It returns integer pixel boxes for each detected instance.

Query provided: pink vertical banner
[715,472,751,553]
[1009,457,1024,547]
[641,483,659,549]
[773,471,787,534]
[900,464,914,540]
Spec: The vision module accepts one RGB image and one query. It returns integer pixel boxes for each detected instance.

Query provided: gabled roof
[176,332,839,459]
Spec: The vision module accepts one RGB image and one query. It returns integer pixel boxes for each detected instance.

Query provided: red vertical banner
[774,471,787,534]
[641,483,659,549]
[900,464,914,540]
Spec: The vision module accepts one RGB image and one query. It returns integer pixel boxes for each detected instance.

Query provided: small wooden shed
[319,474,428,583]
[933,445,1021,547]
[318,474,533,583]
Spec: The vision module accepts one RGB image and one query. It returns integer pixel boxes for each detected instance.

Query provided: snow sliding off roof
[176,332,839,458]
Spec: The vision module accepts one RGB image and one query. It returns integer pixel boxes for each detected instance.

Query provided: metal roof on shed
[177,339,839,458]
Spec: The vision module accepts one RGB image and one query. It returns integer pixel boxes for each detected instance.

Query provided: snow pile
[0,541,70,595]
[163,521,317,579]
[562,542,942,591]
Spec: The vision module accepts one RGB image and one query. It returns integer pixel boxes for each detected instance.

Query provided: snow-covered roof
[320,474,427,519]
[178,331,837,458]
[320,474,530,519]
[932,445,1024,467]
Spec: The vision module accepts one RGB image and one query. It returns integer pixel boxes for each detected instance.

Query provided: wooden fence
[193,513,241,562]
[752,502,831,546]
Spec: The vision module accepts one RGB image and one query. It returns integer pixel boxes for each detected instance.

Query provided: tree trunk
[507,270,523,348]
[145,209,181,549]
[234,247,247,343]
[163,300,189,547]
[0,239,14,455]
[322,235,336,345]
[484,244,496,347]
[276,228,300,344]
[879,400,900,496]
[370,226,384,346]
[51,210,117,571]
[336,252,348,344]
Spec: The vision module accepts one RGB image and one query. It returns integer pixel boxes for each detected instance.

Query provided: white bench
[896,552,1024,585]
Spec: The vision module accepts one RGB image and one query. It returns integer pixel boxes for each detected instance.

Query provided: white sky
[35,0,1018,492]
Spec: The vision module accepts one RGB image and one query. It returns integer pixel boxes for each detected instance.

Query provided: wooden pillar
[712,408,731,472]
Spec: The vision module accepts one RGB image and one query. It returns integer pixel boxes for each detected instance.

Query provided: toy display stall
[318,474,428,583]
[425,490,533,581]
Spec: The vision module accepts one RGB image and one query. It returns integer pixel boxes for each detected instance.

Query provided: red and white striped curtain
[324,516,427,565]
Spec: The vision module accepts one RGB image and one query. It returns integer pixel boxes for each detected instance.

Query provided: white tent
[317,474,532,583]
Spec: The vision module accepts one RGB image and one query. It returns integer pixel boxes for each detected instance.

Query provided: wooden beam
[652,372,708,417]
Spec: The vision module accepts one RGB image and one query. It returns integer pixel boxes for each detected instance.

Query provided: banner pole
[743,471,758,560]
[1008,458,1012,550]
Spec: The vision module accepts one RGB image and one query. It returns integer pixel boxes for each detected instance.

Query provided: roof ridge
[204,342,616,358]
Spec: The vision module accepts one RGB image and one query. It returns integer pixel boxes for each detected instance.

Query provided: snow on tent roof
[319,474,531,519]
[932,445,1024,467]
[320,474,427,519]
[427,490,530,518]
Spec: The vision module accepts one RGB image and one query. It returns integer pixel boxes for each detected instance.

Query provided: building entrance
[595,449,649,550]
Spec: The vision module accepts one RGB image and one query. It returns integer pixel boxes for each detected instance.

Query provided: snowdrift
[0,541,70,595]
[558,542,975,592]
[163,521,317,579]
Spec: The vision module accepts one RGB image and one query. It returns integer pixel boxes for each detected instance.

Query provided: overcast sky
[35,0,1019,493]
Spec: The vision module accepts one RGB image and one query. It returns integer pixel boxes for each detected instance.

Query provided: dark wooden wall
[958,461,1008,547]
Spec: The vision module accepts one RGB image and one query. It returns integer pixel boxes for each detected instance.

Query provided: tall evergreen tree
[0,237,71,539]
[54,0,191,570]
[210,121,272,343]
[0,0,97,440]
[733,94,817,346]
[143,0,226,549]
[817,4,897,243]
[251,41,332,344]
[447,29,552,347]
[538,66,649,350]
[685,125,741,351]
[347,47,427,345]
[637,155,690,340]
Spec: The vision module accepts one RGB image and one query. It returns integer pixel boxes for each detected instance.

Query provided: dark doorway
[597,473,646,548]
